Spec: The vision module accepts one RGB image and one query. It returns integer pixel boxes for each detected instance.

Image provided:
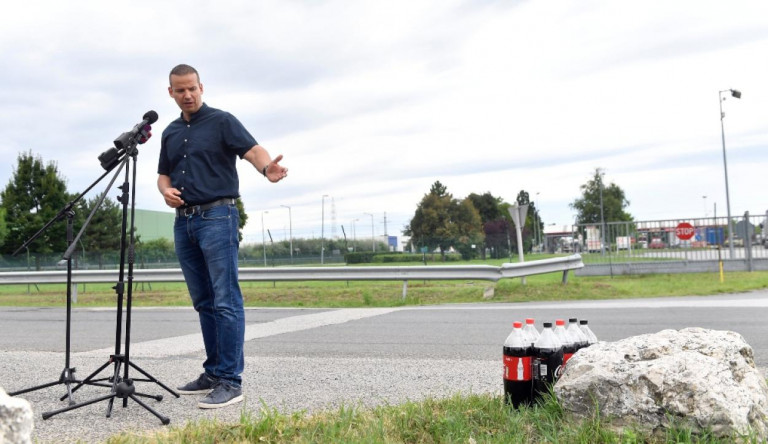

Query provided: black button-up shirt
[158,103,257,206]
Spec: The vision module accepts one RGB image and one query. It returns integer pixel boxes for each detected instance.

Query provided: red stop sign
[675,222,695,240]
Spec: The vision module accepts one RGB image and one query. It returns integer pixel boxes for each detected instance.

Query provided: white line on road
[75,307,403,358]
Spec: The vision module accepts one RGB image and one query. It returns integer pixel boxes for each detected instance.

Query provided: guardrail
[0,254,583,298]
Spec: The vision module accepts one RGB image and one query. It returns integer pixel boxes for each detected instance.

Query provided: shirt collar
[181,103,211,123]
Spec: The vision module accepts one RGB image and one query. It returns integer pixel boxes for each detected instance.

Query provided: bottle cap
[580,320,589,325]
[542,322,552,328]
[513,321,522,328]
[525,318,535,324]
[556,319,565,326]
[569,318,578,323]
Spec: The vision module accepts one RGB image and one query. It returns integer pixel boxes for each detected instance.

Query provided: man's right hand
[158,175,185,208]
[162,187,185,208]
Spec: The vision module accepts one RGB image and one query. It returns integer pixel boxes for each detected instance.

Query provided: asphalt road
[1,291,768,443]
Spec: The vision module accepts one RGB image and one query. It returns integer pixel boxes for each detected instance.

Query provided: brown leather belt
[176,198,235,217]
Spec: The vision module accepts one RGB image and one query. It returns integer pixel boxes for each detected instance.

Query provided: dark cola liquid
[503,345,532,408]
[562,342,576,365]
[532,346,564,401]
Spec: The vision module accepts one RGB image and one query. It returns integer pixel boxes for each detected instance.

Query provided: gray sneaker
[177,373,217,395]
[198,381,243,409]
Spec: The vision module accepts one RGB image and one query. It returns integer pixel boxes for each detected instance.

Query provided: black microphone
[114,110,159,150]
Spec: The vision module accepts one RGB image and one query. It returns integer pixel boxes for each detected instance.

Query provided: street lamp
[364,212,375,252]
[598,168,606,255]
[702,195,707,219]
[534,192,540,253]
[281,205,292,263]
[261,210,269,267]
[351,218,359,252]
[719,88,741,258]
[321,195,329,264]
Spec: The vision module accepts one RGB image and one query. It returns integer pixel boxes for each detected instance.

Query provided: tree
[0,152,72,266]
[0,207,7,249]
[235,198,248,242]
[79,195,122,269]
[467,192,502,222]
[468,192,506,259]
[405,181,485,260]
[570,168,633,225]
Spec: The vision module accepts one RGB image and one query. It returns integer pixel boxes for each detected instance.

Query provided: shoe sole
[198,394,243,409]
[177,388,213,395]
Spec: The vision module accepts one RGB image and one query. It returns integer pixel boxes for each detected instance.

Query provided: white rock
[0,386,34,444]
[555,328,768,439]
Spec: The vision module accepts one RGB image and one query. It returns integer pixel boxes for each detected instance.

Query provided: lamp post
[364,212,375,252]
[321,195,329,264]
[702,195,707,219]
[261,210,269,267]
[534,192,540,253]
[281,205,292,263]
[598,168,606,256]
[719,88,741,258]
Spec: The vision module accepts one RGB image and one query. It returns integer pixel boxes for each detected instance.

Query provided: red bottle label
[503,356,532,382]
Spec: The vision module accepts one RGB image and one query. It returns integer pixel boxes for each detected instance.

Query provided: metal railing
[0,255,584,298]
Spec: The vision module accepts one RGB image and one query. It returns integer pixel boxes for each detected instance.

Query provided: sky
[2,0,767,245]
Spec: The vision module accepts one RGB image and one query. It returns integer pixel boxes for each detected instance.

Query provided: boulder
[555,328,768,439]
[0,386,34,444]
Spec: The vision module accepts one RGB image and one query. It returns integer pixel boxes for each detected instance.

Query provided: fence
[546,211,768,276]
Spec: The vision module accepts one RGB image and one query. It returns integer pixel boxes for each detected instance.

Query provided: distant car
[649,239,666,249]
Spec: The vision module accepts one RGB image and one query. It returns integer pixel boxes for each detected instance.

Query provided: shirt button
[184,154,187,158]
[182,171,185,174]
[184,139,188,143]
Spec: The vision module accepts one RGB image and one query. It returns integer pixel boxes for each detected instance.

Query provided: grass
[103,392,761,444]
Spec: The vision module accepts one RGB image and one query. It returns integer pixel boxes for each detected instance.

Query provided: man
[157,64,287,409]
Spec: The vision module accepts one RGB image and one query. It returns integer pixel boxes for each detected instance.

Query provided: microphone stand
[37,126,177,425]
[8,162,121,403]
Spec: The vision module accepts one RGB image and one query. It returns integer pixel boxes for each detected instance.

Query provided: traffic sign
[675,222,695,240]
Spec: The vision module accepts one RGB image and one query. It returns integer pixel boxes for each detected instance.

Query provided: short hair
[169,64,200,85]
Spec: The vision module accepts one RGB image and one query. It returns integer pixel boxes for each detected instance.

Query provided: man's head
[168,64,204,119]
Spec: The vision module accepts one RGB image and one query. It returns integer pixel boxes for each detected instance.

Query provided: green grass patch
[103,393,759,444]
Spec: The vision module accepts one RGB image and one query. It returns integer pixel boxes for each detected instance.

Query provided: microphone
[114,110,159,150]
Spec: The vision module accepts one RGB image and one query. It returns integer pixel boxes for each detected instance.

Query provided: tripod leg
[61,360,111,401]
[129,394,170,425]
[105,360,124,418]
[10,380,66,397]
[42,394,115,421]
[128,361,180,398]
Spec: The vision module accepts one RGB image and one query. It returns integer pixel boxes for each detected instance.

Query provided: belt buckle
[183,206,195,217]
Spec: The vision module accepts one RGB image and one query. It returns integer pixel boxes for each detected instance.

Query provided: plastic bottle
[567,318,589,351]
[523,318,540,347]
[503,321,533,408]
[579,319,598,345]
[532,322,563,401]
[553,319,576,365]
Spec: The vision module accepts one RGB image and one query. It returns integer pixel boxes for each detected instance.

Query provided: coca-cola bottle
[553,319,576,365]
[523,318,540,347]
[503,321,532,408]
[579,319,598,345]
[532,322,563,402]
[567,318,589,351]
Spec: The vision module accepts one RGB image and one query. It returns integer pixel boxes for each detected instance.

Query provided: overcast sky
[2,0,767,244]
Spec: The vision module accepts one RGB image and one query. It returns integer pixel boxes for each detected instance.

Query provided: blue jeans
[174,204,244,387]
